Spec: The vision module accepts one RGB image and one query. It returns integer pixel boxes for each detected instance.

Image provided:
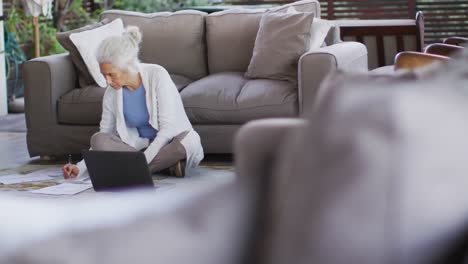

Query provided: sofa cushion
[245,11,314,82]
[58,85,106,125]
[171,74,193,91]
[56,19,111,88]
[206,0,321,74]
[206,9,264,74]
[58,74,193,125]
[100,10,208,80]
[181,72,297,124]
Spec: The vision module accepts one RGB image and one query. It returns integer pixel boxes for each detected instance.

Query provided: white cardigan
[76,63,204,177]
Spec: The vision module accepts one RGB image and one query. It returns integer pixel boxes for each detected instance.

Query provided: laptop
[82,150,154,191]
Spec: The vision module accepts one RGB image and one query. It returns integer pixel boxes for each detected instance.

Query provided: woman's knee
[175,131,190,142]
[91,132,137,152]
[90,132,111,150]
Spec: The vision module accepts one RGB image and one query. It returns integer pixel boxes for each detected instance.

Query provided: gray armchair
[233,51,468,263]
[9,50,468,262]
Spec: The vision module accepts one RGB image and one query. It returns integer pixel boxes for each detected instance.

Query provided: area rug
[0,163,235,198]
[0,114,26,133]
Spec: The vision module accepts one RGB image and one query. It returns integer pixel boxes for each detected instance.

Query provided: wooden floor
[0,132,36,168]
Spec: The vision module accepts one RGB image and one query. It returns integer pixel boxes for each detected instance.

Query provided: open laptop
[82,150,154,191]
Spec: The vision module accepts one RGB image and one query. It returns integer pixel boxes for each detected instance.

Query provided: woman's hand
[63,164,79,179]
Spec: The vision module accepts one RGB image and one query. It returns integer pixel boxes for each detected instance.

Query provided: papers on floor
[0,167,64,184]
[31,183,92,195]
[31,167,63,178]
[71,176,91,184]
[0,173,53,184]
[0,167,92,185]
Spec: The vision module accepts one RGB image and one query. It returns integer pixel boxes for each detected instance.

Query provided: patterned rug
[0,118,234,197]
[0,163,235,197]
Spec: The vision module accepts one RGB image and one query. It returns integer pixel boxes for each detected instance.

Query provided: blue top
[122,84,158,141]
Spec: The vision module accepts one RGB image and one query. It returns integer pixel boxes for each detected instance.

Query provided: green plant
[55,0,96,31]
[5,0,69,56]
[39,22,67,55]
[3,23,27,101]
[5,6,33,44]
[112,0,210,13]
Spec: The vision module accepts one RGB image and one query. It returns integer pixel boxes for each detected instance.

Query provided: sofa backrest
[206,0,321,74]
[256,51,468,264]
[100,10,208,80]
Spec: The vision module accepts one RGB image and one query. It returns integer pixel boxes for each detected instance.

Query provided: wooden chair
[394,40,464,71]
[394,52,449,71]
[443,37,468,46]
[424,43,464,57]
[339,11,425,70]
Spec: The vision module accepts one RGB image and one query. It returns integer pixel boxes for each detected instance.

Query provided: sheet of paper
[31,183,92,195]
[31,167,91,184]
[31,167,63,178]
[80,177,92,184]
[0,173,54,184]
[60,173,91,184]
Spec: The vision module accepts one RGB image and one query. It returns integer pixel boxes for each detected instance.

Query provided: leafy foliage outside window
[5,0,97,57]
[54,0,98,31]
[4,0,211,57]
[39,22,67,56]
[111,0,210,13]
[3,23,26,100]
[5,6,32,45]
[6,3,62,56]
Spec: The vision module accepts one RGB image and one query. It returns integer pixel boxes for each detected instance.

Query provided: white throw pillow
[284,7,331,49]
[69,19,125,87]
[309,18,333,49]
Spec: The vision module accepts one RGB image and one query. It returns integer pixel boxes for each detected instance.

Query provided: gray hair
[96,26,142,73]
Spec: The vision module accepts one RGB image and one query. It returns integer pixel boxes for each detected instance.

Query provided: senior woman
[63,26,204,178]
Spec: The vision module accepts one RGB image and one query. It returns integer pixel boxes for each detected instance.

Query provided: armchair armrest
[443,36,468,46]
[234,118,307,262]
[298,42,368,115]
[23,53,77,129]
[424,43,464,58]
[234,118,307,187]
[394,51,449,71]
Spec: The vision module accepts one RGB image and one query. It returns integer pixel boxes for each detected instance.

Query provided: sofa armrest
[234,118,307,262]
[23,53,77,129]
[234,118,307,186]
[1,182,253,264]
[298,41,368,114]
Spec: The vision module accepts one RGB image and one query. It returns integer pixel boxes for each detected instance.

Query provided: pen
[68,154,72,165]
